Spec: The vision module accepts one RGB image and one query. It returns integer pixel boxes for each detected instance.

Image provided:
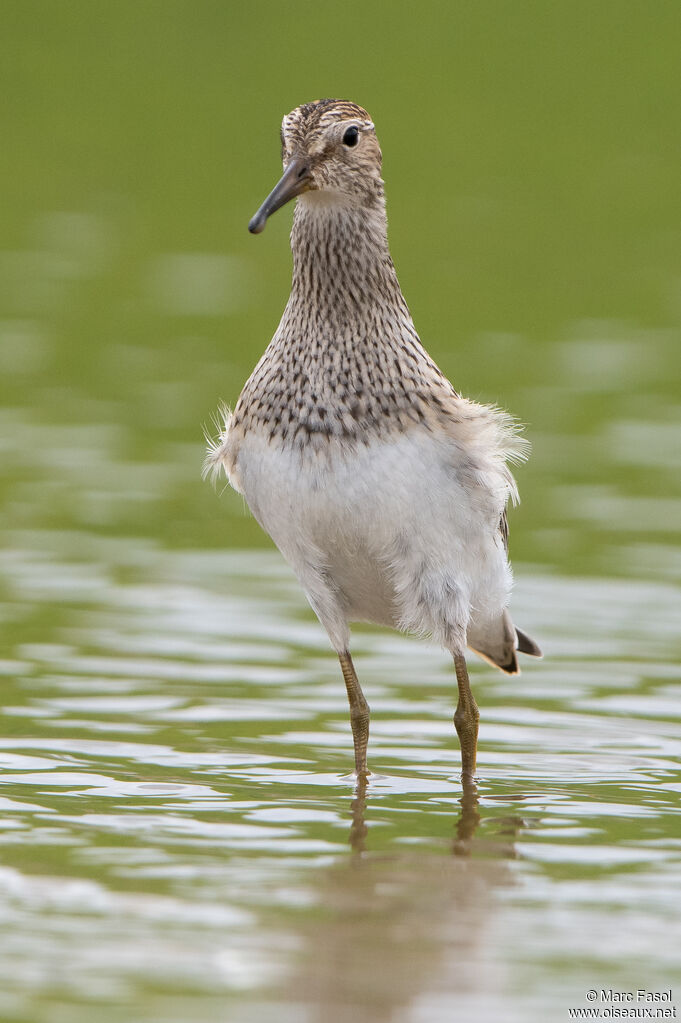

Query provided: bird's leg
[453,653,480,781]
[339,651,370,778]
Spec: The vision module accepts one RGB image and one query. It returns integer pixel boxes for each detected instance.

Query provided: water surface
[1,539,680,1022]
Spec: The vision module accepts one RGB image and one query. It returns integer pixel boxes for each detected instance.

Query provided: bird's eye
[342,126,359,147]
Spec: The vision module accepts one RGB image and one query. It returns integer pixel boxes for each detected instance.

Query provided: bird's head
[248,99,383,234]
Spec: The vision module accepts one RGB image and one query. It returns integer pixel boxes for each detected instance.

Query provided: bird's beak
[248,157,312,234]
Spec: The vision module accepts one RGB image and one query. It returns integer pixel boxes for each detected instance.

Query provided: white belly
[231,427,513,651]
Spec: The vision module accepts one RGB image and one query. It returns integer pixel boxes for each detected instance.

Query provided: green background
[3,0,680,564]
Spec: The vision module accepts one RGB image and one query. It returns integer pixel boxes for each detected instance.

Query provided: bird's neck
[286,195,412,333]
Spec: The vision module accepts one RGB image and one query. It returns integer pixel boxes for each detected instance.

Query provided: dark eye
[342,125,359,147]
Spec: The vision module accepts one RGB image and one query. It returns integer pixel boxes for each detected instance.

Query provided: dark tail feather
[516,628,542,658]
[498,649,519,675]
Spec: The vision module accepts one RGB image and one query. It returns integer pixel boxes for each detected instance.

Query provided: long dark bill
[248,157,311,234]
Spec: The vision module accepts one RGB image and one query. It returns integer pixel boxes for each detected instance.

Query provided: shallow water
[1,538,680,1022]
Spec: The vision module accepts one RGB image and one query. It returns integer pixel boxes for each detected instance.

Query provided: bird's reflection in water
[283,778,525,1022]
[348,775,369,855]
[350,776,509,857]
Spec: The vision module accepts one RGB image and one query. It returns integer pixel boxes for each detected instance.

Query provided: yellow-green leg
[339,651,370,777]
[453,653,480,781]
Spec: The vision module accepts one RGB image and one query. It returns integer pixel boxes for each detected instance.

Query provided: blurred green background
[1,0,680,563]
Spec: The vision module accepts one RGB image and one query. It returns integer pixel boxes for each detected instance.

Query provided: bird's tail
[467,611,542,675]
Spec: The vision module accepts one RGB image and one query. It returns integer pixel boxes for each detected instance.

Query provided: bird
[205,98,541,783]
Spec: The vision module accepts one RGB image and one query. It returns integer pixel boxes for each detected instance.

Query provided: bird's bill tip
[248,210,268,234]
[247,157,311,235]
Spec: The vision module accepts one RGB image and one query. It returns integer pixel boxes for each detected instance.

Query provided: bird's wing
[499,508,509,554]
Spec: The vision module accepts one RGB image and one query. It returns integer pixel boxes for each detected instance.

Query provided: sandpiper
[205,98,541,782]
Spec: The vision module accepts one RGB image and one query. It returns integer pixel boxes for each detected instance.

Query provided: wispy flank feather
[202,403,232,486]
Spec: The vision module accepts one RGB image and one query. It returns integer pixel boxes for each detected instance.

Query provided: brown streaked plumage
[206,98,541,784]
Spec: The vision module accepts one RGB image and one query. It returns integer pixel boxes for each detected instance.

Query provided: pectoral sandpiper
[205,98,541,783]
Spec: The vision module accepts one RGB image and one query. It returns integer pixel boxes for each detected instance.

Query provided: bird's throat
[289,197,401,319]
